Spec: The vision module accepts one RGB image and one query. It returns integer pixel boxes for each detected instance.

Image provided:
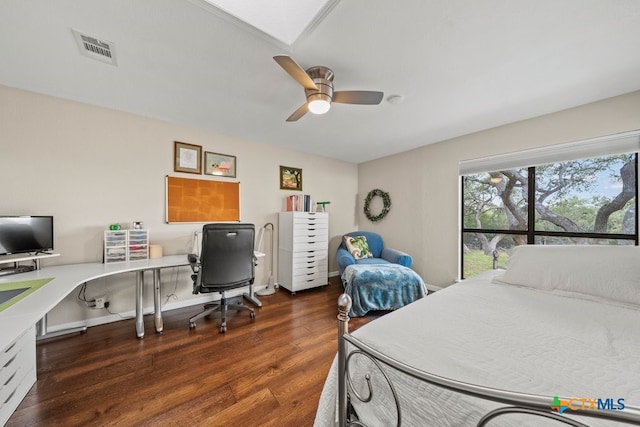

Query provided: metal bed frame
[336,293,640,427]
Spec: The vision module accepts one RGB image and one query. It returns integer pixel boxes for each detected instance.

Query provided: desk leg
[153,269,163,334]
[136,271,144,339]
[36,314,87,341]
[243,284,262,307]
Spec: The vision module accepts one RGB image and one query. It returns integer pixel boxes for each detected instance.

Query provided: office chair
[188,223,256,333]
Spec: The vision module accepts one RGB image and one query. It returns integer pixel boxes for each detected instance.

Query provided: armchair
[188,223,256,333]
[336,231,412,275]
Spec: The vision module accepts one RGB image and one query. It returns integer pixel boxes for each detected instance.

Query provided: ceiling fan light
[307,93,331,114]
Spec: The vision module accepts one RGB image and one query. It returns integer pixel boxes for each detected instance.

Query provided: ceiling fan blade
[333,91,384,105]
[286,103,309,122]
[273,55,318,91]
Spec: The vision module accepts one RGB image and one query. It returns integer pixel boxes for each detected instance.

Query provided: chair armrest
[381,247,412,268]
[187,253,201,294]
[336,247,355,273]
[187,253,199,272]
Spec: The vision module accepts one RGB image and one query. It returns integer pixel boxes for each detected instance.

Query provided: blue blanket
[341,264,426,317]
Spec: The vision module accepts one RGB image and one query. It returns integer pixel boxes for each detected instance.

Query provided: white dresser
[278,212,329,293]
[0,325,36,426]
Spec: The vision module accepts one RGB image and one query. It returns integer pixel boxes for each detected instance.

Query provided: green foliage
[463,154,636,274]
[463,249,508,278]
[462,172,527,230]
[536,195,631,233]
[464,154,635,233]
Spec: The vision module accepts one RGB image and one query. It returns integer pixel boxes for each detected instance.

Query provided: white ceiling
[198,0,337,45]
[1,0,639,164]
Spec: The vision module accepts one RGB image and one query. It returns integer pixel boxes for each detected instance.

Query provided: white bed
[314,245,640,426]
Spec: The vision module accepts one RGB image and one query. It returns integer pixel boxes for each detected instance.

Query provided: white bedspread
[314,271,640,426]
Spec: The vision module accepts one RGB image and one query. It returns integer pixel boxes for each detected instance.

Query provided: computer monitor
[0,216,54,256]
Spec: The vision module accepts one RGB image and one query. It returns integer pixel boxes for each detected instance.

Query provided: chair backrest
[341,231,384,257]
[199,223,255,291]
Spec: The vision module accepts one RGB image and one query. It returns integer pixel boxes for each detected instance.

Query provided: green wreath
[364,189,391,222]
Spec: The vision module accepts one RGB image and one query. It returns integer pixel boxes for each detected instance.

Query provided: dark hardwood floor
[8,277,380,427]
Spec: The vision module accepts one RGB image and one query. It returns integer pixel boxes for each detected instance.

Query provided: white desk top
[0,255,189,350]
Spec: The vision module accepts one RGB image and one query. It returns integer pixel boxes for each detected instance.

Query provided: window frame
[460,156,639,279]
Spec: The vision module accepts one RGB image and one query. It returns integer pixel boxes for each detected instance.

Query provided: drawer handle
[4,370,17,386]
[4,342,16,354]
[4,388,16,404]
[3,353,18,368]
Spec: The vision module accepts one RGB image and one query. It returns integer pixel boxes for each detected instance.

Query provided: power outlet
[94,295,107,309]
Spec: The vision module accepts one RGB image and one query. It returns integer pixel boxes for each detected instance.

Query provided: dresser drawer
[289,274,329,292]
[0,354,27,404]
[291,231,328,243]
[292,217,328,228]
[292,221,328,231]
[292,250,328,263]
[0,326,31,369]
[0,325,36,426]
[291,240,328,251]
[291,212,328,224]
[292,260,328,276]
[0,339,20,370]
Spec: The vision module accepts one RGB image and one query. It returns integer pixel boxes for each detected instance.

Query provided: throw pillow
[343,235,373,260]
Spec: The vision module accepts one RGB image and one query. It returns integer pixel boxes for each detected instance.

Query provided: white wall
[0,84,358,329]
[357,90,640,287]
[4,85,639,328]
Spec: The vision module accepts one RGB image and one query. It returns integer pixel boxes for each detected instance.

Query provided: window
[461,152,638,279]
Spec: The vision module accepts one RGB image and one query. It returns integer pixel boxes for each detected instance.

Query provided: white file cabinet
[278,212,328,293]
[0,325,36,426]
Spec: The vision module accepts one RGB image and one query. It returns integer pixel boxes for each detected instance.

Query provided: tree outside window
[462,153,637,278]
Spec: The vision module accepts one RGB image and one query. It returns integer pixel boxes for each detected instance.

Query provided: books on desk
[285,194,313,212]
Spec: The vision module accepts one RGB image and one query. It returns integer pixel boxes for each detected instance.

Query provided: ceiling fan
[273,55,384,122]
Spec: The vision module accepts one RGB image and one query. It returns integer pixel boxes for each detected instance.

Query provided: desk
[0,255,190,426]
[0,254,190,348]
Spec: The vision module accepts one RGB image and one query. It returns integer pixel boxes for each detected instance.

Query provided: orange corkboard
[166,176,240,223]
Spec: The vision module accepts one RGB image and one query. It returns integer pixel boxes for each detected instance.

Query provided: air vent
[71,28,117,66]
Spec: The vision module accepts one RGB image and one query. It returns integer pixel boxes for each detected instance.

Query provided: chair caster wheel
[250,311,256,319]
[220,325,227,333]
[189,322,196,329]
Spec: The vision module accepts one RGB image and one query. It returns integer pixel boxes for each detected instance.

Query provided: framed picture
[280,165,302,191]
[174,141,202,174]
[204,151,237,178]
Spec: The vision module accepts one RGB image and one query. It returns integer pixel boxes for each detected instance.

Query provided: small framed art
[280,166,302,191]
[204,151,237,178]
[174,141,202,174]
